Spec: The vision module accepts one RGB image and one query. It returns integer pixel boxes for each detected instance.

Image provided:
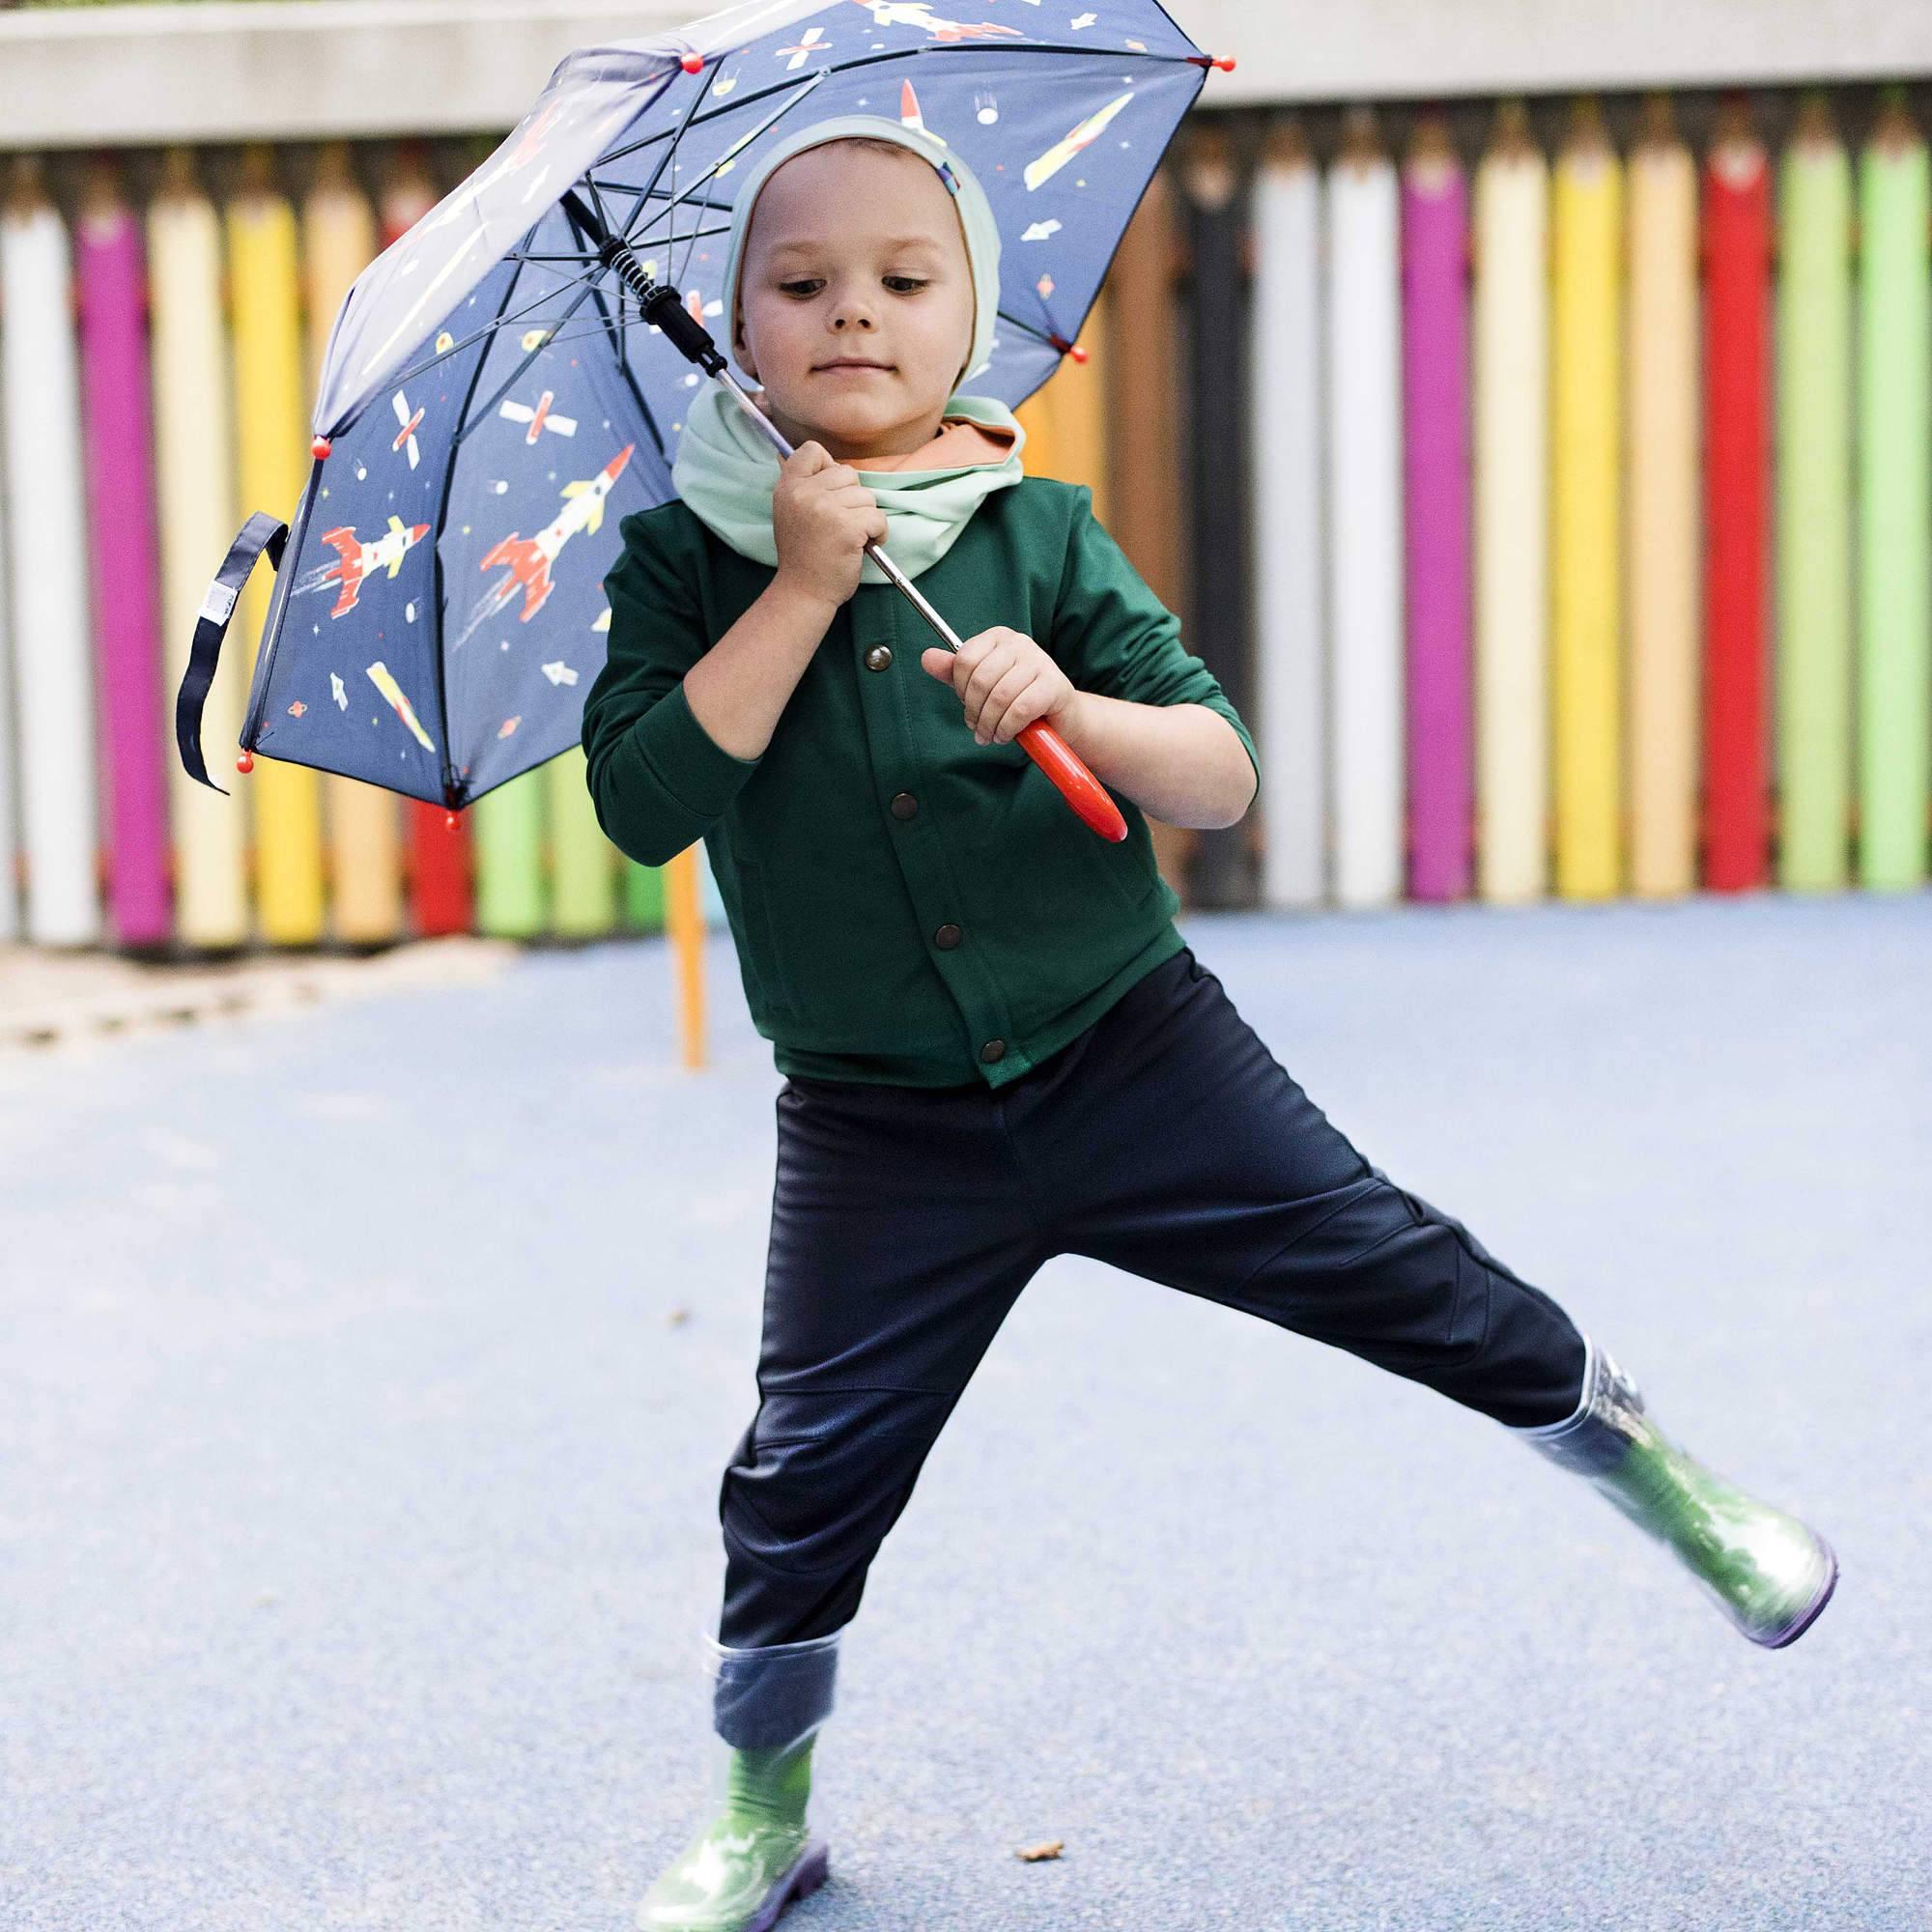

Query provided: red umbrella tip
[311,436,332,460]
[444,810,461,831]
[236,751,254,775]
[680,50,704,73]
[1068,342,1091,364]
[1189,54,1236,72]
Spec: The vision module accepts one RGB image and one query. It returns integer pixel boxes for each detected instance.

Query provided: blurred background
[3,0,1928,994]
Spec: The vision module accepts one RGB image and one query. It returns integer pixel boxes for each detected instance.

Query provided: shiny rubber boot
[1511,1337,1838,1648]
[636,1632,840,1932]
[634,1738,828,1932]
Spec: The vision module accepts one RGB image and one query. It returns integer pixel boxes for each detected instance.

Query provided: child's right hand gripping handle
[858,531,1126,843]
[717,366,1128,845]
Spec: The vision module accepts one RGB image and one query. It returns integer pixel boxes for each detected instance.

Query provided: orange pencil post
[665,843,707,1070]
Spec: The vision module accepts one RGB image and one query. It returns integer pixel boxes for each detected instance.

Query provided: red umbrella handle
[1014,717,1128,841]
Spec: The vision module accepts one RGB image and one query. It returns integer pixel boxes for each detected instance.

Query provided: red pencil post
[1701,108,1772,891]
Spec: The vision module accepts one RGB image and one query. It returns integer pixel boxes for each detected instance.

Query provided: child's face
[734,141,977,461]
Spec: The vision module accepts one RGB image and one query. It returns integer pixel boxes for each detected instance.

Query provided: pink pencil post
[1400,127,1473,901]
[76,172,170,947]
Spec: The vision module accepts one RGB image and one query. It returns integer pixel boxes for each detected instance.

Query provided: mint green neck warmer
[671,383,1026,583]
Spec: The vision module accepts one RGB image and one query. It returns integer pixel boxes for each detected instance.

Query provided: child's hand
[772,441,888,611]
[921,628,1076,747]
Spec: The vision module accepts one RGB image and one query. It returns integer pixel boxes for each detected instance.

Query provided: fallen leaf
[1015,1840,1064,1862]
[668,1307,691,1326]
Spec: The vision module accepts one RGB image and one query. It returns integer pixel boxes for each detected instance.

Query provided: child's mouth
[813,359,894,374]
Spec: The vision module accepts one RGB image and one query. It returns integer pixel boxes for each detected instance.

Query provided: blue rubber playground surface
[4,893,1928,1931]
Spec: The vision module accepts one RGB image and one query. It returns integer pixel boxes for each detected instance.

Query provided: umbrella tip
[311,436,332,461]
[444,810,461,831]
[680,50,704,73]
[237,751,254,776]
[1188,54,1236,72]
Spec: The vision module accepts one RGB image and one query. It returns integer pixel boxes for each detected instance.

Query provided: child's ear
[733,305,757,380]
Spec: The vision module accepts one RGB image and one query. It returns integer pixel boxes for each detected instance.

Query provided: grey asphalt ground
[4,894,1927,1931]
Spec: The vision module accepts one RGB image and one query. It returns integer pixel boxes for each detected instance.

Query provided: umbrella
[174,0,1236,845]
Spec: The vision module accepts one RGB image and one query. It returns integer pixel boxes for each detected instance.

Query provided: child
[582,120,1837,1932]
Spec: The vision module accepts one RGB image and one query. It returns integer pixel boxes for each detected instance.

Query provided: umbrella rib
[599,183,736,220]
[363,273,601,426]
[554,186,673,466]
[611,47,719,239]
[594,34,1200,180]
[579,272,673,468]
[597,59,841,176]
[451,270,613,451]
[618,70,829,250]
[920,39,1205,62]
[995,308,1068,349]
[427,242,531,803]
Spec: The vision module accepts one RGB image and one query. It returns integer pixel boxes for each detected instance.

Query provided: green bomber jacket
[582,478,1259,1091]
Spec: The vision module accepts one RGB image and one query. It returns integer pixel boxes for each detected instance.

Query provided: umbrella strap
[175,511,289,794]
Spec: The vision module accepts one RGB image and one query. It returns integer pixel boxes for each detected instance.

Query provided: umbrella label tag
[199,580,241,629]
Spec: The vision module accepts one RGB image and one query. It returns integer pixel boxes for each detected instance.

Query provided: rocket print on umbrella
[366,660,438,751]
[848,2,1024,42]
[458,443,635,644]
[295,513,431,618]
[1025,93,1134,189]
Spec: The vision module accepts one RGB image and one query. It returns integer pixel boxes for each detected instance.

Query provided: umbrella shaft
[714,372,965,654]
[573,196,964,656]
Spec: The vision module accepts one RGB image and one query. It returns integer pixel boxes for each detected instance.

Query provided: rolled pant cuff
[705,1629,841,1751]
[1504,1330,1597,1438]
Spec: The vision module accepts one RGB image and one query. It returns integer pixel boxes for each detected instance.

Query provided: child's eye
[779,277,824,298]
[883,275,929,294]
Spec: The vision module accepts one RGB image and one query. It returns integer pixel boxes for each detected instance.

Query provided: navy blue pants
[717,944,1588,1650]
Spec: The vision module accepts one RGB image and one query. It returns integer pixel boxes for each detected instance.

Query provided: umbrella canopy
[178,0,1224,816]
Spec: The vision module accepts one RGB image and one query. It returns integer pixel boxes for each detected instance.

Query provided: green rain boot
[636,1630,839,1932]
[1511,1337,1837,1647]
[635,1736,827,1932]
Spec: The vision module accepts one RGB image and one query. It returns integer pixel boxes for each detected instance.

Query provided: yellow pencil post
[665,843,707,1070]
[1625,95,1699,897]
[1550,99,1624,900]
[302,142,402,947]
[227,145,323,943]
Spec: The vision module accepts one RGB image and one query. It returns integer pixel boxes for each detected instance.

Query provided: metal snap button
[889,792,919,820]
[979,1038,1006,1063]
[932,923,962,950]
[865,644,894,672]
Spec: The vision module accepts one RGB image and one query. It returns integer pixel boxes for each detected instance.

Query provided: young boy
[582,119,1837,1932]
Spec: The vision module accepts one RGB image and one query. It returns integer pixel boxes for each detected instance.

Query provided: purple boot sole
[1758,1536,1839,1650]
[744,1839,829,1932]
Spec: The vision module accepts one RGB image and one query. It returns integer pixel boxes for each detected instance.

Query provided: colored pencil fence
[0,89,1927,957]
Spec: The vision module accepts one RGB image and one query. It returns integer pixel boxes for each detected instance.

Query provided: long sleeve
[1048,486,1261,800]
[582,508,762,869]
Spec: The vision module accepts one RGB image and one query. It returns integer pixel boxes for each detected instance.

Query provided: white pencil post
[1472,104,1550,904]
[1,174,99,947]
[1323,112,1406,910]
[1252,122,1326,911]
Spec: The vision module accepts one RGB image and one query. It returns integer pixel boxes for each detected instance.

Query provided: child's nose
[831,300,878,332]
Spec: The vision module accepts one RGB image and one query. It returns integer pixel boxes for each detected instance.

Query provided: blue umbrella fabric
[179,0,1222,810]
